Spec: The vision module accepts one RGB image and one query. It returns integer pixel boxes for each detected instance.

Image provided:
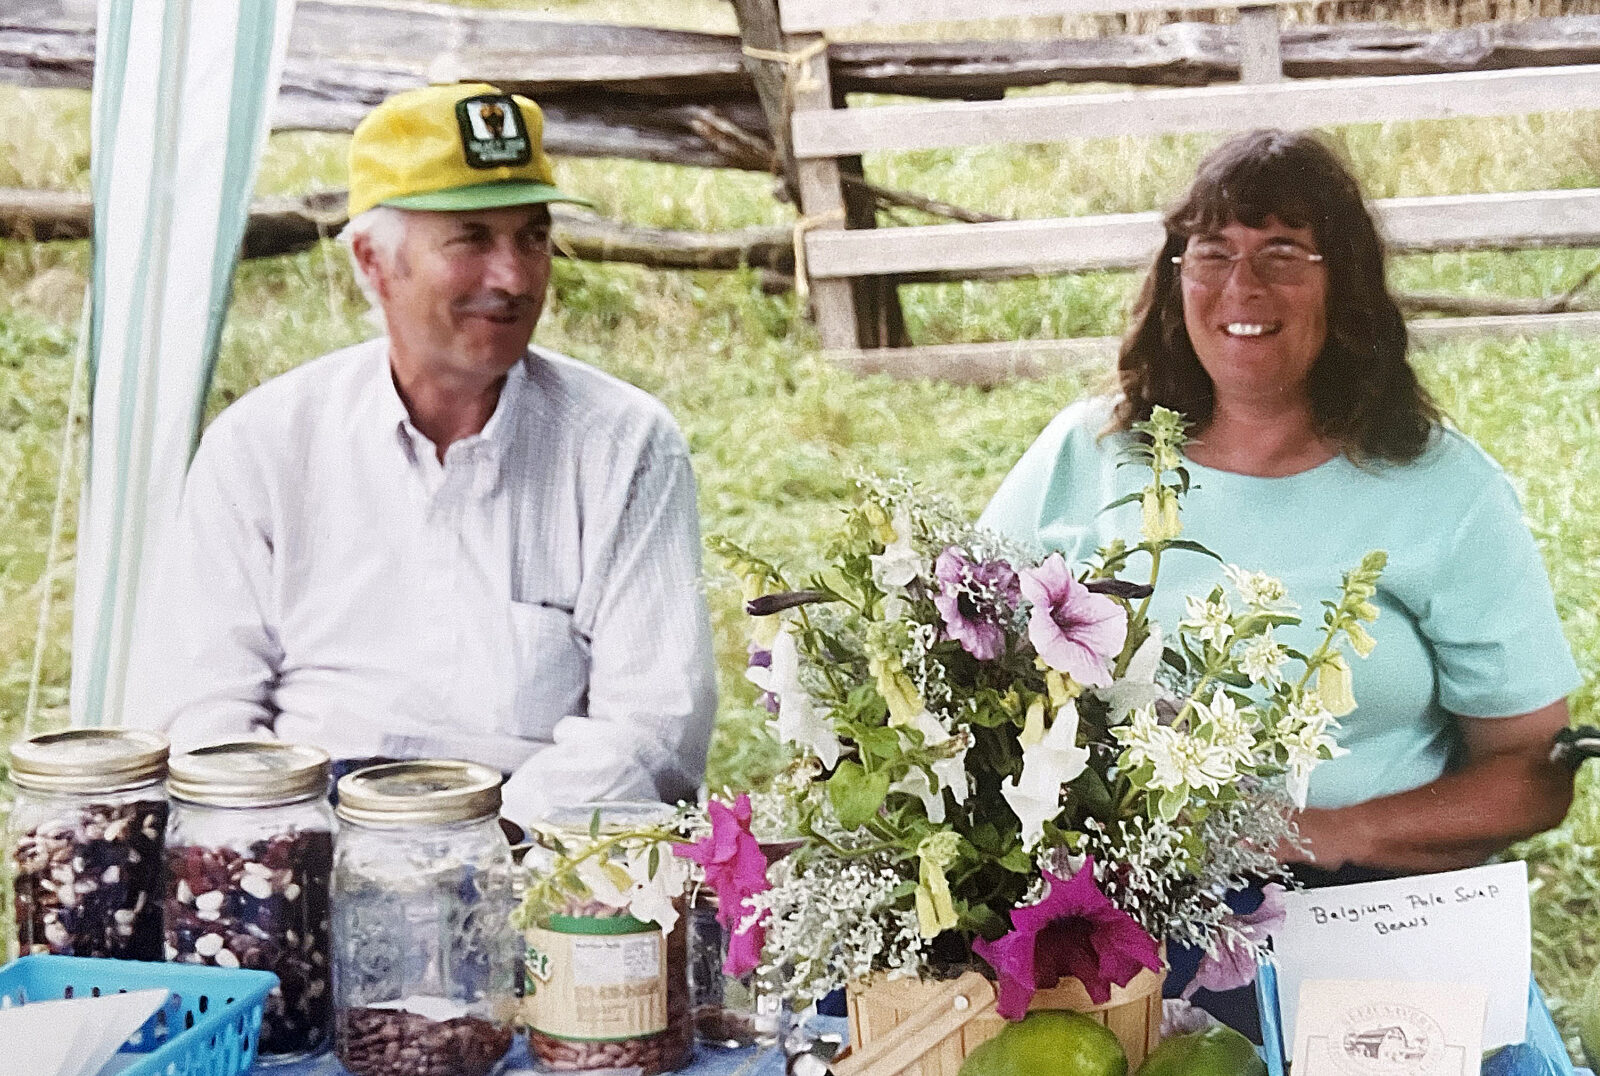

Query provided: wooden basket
[839,962,1164,1076]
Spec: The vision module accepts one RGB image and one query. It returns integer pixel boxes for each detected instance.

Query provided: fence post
[1238,5,1284,83]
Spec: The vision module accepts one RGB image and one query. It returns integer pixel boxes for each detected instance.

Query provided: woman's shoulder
[1360,424,1512,502]
[1027,394,1125,459]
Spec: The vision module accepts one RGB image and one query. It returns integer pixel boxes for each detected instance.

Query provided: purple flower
[972,859,1163,1018]
[1019,554,1127,688]
[933,547,1020,661]
[1182,884,1285,999]
[673,794,771,976]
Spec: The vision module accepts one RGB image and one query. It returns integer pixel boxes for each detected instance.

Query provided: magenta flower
[934,547,1021,661]
[673,794,770,976]
[1182,884,1285,999]
[1018,555,1127,688]
[972,859,1163,1018]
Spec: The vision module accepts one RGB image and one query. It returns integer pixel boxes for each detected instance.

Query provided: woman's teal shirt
[979,398,1581,810]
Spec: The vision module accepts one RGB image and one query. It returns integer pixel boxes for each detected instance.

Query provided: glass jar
[7,729,169,961]
[165,741,335,1063]
[332,761,518,1076]
[689,892,787,1050]
[522,802,694,1074]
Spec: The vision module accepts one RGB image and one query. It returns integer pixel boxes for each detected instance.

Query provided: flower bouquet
[698,407,1387,1068]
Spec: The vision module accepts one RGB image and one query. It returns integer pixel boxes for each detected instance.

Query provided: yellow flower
[1316,653,1357,717]
[1045,668,1081,709]
[1345,621,1377,659]
[1141,486,1182,543]
[914,833,961,938]
[870,653,925,727]
[863,501,898,546]
[1019,696,1048,749]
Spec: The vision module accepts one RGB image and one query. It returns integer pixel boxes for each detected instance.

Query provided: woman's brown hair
[1110,129,1441,463]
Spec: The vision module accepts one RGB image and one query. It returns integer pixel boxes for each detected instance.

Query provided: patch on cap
[455,93,533,169]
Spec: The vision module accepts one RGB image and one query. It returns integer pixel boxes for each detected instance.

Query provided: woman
[981,129,1580,880]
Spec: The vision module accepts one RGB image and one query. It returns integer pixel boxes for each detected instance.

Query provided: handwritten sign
[1271,862,1529,1050]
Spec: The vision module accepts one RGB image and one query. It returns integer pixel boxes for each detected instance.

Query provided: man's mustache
[454,293,536,318]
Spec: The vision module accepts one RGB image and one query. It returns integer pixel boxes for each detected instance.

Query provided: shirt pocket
[504,601,590,741]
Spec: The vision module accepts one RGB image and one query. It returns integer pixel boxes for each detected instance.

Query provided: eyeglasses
[1171,245,1325,288]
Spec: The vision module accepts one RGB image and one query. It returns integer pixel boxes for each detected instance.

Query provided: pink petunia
[972,859,1163,1018]
[1182,884,1285,998]
[1018,555,1127,688]
[673,794,771,976]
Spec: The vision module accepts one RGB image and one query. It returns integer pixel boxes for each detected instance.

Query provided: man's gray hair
[337,205,409,322]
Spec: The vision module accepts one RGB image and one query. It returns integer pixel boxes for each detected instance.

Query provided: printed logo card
[1293,979,1486,1076]
[1271,862,1529,1050]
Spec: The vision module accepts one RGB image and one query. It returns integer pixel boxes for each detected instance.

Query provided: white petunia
[899,708,971,806]
[750,624,841,768]
[1181,595,1233,649]
[1237,628,1288,685]
[621,845,691,933]
[1001,700,1090,849]
[870,508,923,591]
[890,766,945,824]
[1223,564,1298,613]
[1096,625,1166,722]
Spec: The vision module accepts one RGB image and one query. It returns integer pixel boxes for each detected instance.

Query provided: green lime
[959,1010,1128,1076]
[1134,1025,1266,1076]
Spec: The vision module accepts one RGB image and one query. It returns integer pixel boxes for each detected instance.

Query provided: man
[126,83,717,824]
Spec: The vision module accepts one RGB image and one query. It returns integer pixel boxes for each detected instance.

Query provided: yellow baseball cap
[347,82,592,217]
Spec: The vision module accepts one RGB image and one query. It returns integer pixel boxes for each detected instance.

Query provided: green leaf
[998,845,1034,874]
[601,861,634,893]
[1073,768,1115,816]
[647,844,661,880]
[589,808,602,841]
[827,761,891,831]
[1096,491,1144,515]
[1164,539,1224,562]
[1158,785,1187,821]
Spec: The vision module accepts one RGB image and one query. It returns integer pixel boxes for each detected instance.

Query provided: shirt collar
[376,345,531,477]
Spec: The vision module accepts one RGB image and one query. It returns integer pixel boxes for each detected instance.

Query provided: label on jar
[523,918,667,1040]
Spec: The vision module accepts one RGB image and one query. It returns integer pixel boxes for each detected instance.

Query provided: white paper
[1293,979,1486,1076]
[1271,863,1529,1050]
[0,988,169,1076]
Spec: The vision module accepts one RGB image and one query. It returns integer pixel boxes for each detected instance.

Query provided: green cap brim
[382,180,593,212]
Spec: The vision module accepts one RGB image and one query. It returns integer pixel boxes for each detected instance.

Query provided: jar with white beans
[7,729,170,963]
[164,741,335,1064]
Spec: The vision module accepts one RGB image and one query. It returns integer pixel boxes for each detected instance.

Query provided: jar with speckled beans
[164,741,335,1064]
[7,729,170,963]
[332,760,518,1076]
[521,802,694,1075]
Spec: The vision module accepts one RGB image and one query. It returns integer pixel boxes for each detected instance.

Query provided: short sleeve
[1420,472,1580,718]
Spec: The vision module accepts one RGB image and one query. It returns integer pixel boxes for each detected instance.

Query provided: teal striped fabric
[73,0,297,727]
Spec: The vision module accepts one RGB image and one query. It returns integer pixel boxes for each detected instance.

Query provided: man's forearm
[1294,749,1573,874]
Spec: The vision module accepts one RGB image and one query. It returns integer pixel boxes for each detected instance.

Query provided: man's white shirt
[125,338,716,823]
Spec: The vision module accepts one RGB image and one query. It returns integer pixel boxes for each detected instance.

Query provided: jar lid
[168,741,331,807]
[532,801,676,842]
[335,760,503,828]
[8,729,170,794]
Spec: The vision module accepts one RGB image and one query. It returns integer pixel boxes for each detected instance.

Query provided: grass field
[3,0,1600,1051]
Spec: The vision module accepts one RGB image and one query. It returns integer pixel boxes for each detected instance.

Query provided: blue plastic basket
[0,954,277,1076]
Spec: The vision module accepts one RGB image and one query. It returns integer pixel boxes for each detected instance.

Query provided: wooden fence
[4,0,1600,382]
